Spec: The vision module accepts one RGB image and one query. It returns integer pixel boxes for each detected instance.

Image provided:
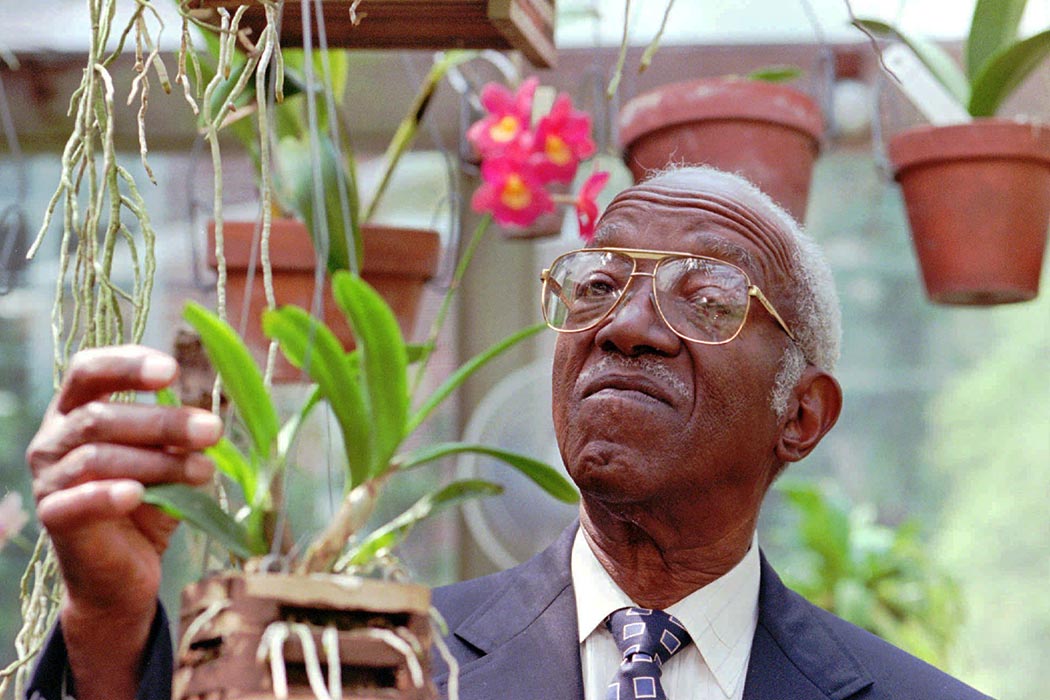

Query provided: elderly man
[25,167,990,700]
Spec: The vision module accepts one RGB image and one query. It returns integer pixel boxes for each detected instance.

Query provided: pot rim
[888,118,1050,177]
[618,77,825,149]
[208,218,442,277]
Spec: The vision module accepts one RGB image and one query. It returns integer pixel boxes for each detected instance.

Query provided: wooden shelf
[188,0,557,68]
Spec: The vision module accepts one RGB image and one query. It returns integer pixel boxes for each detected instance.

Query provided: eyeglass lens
[543,250,752,343]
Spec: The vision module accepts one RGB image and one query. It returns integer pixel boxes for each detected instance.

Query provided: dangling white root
[288,623,335,700]
[256,620,427,699]
[322,624,342,700]
[257,622,290,699]
[177,600,230,659]
[357,628,424,689]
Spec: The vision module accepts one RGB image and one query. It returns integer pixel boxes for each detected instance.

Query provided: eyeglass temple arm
[540,270,573,308]
[749,286,796,341]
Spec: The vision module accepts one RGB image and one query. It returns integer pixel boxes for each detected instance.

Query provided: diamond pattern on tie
[605,607,692,700]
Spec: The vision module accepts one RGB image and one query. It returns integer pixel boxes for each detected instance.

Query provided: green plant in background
[777,481,964,669]
[197,22,474,274]
[145,270,578,574]
[855,0,1050,117]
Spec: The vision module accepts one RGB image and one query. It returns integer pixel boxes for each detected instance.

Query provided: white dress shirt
[572,528,761,700]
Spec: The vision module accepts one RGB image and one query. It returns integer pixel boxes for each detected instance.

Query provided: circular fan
[457,358,579,569]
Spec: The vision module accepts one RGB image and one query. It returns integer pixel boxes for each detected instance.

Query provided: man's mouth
[580,372,679,407]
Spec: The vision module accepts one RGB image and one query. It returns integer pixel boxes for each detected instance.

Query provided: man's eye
[686,291,733,316]
[575,277,619,299]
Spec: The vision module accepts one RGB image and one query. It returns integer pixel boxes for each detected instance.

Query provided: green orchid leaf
[331,271,408,478]
[205,437,257,506]
[393,441,579,504]
[277,134,357,273]
[968,28,1050,117]
[182,302,279,461]
[341,478,502,567]
[277,385,323,460]
[406,343,433,364]
[143,483,260,560]
[966,0,1027,80]
[155,387,179,406]
[746,65,803,83]
[407,323,545,435]
[365,50,477,220]
[854,18,970,105]
[281,49,350,107]
[262,305,371,487]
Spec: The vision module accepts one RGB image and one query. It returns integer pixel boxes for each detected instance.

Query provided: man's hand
[25,345,222,700]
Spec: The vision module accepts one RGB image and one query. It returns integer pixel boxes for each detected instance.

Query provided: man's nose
[593,273,681,356]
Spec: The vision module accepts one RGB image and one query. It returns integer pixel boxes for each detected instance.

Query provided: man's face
[551,172,799,523]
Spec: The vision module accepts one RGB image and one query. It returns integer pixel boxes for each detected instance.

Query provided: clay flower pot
[889,120,1050,305]
[618,78,824,222]
[174,572,435,699]
[208,219,440,382]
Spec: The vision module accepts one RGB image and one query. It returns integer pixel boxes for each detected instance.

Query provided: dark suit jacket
[432,524,992,700]
[28,525,991,700]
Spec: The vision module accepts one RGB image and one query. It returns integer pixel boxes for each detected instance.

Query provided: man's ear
[775,366,842,464]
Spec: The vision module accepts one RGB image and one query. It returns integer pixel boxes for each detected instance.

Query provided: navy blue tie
[605,607,692,700]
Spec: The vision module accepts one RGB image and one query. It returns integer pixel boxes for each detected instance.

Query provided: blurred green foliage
[777,481,965,668]
[929,289,1050,699]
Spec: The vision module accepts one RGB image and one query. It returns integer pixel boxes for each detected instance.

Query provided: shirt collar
[572,527,761,698]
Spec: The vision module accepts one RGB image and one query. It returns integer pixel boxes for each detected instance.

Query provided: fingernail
[186,454,214,481]
[110,481,144,510]
[187,413,223,443]
[140,355,177,383]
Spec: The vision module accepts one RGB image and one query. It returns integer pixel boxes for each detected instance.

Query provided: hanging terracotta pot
[618,77,824,222]
[185,0,556,68]
[208,219,440,382]
[174,571,435,699]
[888,120,1050,305]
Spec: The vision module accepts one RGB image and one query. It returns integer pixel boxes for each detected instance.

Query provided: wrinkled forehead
[591,180,797,285]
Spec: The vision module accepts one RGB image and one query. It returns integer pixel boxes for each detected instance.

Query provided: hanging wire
[315,0,358,279]
[397,51,470,289]
[797,0,837,149]
[298,0,340,552]
[0,69,28,295]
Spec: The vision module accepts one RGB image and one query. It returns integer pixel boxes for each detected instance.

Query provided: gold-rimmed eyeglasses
[539,247,796,345]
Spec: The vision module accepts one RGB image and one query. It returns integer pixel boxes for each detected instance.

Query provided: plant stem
[410,214,492,397]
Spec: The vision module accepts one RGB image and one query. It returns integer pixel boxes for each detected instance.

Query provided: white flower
[0,491,29,551]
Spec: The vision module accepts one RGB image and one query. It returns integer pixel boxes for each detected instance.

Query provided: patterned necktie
[605,607,693,700]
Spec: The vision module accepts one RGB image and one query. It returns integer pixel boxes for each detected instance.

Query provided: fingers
[33,444,215,501]
[56,345,179,415]
[27,403,223,476]
[36,480,145,534]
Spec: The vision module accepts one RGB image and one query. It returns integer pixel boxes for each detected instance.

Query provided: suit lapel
[439,524,584,700]
[743,554,873,700]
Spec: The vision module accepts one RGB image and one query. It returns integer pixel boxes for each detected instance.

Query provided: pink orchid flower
[471,151,555,227]
[532,93,597,184]
[466,77,539,159]
[574,171,611,242]
[0,491,28,552]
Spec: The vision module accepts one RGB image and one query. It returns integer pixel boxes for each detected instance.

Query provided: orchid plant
[141,76,603,575]
[145,271,577,573]
[854,0,1050,118]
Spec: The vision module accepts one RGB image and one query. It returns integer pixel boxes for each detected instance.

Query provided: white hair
[771,342,807,419]
[642,165,842,374]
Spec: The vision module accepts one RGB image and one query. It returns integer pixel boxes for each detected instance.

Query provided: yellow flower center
[491,116,521,143]
[500,174,532,210]
[545,134,572,166]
